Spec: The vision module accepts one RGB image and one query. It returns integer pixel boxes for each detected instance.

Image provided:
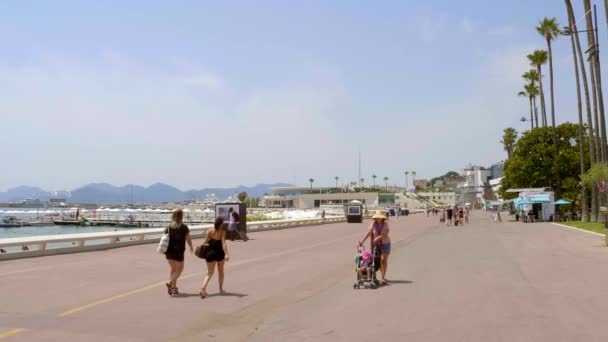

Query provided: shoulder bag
[156,227,171,254]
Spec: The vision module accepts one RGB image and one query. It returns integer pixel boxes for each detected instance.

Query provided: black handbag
[195,244,209,259]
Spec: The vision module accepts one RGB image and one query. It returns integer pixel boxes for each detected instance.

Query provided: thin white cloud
[417,13,449,42]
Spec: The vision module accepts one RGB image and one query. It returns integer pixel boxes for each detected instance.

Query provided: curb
[551,222,605,237]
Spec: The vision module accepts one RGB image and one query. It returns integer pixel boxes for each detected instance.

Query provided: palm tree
[568,0,597,221]
[523,69,540,128]
[360,178,365,189]
[383,176,389,192]
[372,174,377,189]
[308,178,314,190]
[565,0,589,220]
[518,86,534,130]
[584,0,607,163]
[500,128,518,159]
[405,171,410,190]
[334,176,339,188]
[537,17,560,144]
[412,171,417,190]
[528,50,549,127]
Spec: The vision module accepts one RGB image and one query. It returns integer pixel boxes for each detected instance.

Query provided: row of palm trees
[516,1,608,222]
[308,171,418,192]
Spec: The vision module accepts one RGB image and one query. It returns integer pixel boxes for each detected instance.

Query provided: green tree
[499,123,589,201]
[501,128,518,159]
[537,17,560,145]
[405,171,409,189]
[308,178,314,190]
[383,176,389,192]
[528,50,549,127]
[335,176,339,188]
[237,192,248,203]
[372,174,377,189]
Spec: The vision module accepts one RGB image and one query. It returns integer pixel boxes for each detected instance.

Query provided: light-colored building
[417,192,457,207]
[458,166,491,206]
[264,187,402,209]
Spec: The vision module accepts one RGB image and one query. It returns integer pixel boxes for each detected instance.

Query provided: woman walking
[164,209,193,296]
[200,217,230,298]
[358,211,391,285]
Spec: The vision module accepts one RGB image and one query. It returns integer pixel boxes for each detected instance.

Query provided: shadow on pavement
[385,280,413,285]
[208,292,248,298]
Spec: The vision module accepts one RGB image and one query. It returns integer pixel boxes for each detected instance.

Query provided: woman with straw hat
[358,211,391,284]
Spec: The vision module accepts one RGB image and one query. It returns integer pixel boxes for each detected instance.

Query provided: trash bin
[346,204,363,223]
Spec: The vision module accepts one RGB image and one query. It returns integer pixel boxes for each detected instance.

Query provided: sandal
[200,290,209,299]
[165,283,172,296]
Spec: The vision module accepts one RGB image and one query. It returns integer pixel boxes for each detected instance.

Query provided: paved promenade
[2,212,608,341]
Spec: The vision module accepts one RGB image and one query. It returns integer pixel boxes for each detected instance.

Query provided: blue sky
[1,0,606,191]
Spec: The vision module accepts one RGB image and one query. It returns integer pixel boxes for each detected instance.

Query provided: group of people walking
[162,209,230,298]
[439,206,470,226]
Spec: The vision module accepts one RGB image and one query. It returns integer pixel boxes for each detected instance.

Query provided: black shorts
[165,249,185,262]
[205,248,225,263]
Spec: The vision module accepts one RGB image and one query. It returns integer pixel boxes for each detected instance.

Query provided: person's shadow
[383,280,413,285]
[173,292,248,299]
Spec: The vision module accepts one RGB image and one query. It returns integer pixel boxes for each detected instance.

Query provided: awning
[555,199,571,205]
[530,196,551,203]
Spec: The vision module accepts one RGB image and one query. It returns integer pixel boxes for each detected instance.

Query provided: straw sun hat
[371,211,387,220]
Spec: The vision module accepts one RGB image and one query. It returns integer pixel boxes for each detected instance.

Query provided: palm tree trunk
[533,97,540,128]
[591,62,601,162]
[572,1,597,221]
[585,1,608,163]
[566,0,589,221]
[538,65,548,127]
[547,38,557,143]
[529,96,534,130]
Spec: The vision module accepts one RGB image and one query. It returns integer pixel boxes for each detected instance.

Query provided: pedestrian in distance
[446,207,453,226]
[200,217,230,298]
[358,211,391,285]
[164,209,193,296]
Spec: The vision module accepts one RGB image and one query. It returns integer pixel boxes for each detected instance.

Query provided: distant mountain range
[0,183,292,204]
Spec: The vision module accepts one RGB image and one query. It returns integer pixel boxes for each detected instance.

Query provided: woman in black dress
[200,217,230,298]
[164,209,193,296]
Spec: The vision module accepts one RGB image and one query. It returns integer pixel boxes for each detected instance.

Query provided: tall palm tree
[500,128,518,159]
[360,178,365,189]
[334,176,339,188]
[528,50,549,127]
[412,171,417,190]
[583,0,607,163]
[308,178,314,190]
[565,0,589,221]
[568,0,597,221]
[518,84,538,130]
[405,171,410,190]
[537,17,560,145]
[383,176,389,192]
[372,174,377,189]
[523,69,540,128]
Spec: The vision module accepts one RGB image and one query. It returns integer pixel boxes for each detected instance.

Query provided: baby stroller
[353,244,381,290]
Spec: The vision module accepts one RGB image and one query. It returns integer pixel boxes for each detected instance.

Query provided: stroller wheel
[353,284,359,290]
[370,283,377,289]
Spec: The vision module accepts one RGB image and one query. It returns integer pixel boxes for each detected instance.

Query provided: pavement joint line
[0,328,26,339]
[551,223,604,237]
[57,233,357,317]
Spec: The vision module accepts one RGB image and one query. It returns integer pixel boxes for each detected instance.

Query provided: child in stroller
[354,245,381,289]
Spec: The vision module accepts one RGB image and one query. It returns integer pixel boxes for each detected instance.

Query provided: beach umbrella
[555,199,571,205]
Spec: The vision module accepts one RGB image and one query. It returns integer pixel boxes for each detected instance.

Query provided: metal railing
[0,216,346,260]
